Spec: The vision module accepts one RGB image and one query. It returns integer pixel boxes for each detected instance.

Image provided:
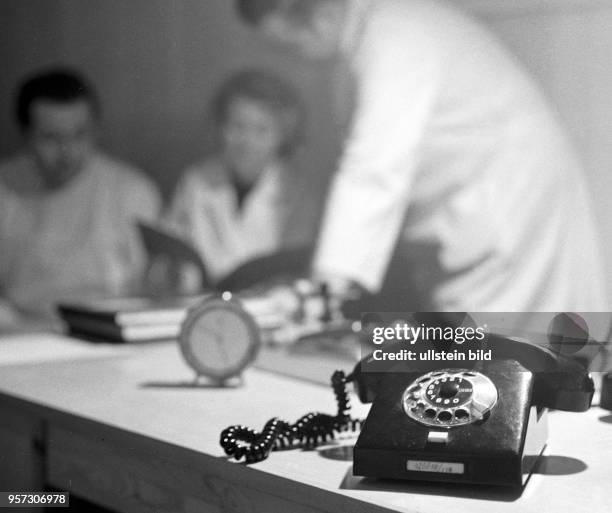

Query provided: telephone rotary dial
[403,369,497,428]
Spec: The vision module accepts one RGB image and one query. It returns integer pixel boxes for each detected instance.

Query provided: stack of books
[58,296,206,343]
[56,223,313,344]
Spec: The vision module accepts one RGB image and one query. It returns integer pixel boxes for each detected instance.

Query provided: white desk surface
[0,334,610,513]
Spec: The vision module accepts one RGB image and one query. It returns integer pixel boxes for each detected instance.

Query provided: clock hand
[214,334,231,363]
[206,327,225,340]
[202,327,231,362]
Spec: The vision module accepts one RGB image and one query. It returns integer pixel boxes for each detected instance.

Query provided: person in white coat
[235,0,608,312]
[0,68,160,329]
[165,69,305,283]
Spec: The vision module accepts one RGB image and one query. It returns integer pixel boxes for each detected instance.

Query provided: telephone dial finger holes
[402,369,498,427]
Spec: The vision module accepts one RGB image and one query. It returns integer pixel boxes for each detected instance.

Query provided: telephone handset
[220,331,594,488]
[353,333,594,411]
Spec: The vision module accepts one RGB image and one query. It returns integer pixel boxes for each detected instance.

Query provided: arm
[119,172,162,294]
[146,173,205,295]
[313,26,440,292]
[0,185,20,330]
[163,173,194,238]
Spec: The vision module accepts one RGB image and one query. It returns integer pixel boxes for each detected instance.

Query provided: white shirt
[166,158,289,281]
[0,152,160,319]
[313,0,608,312]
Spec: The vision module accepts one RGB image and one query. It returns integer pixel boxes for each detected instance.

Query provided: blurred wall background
[1,0,611,303]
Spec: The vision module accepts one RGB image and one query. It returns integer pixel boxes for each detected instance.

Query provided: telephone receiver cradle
[351,334,595,487]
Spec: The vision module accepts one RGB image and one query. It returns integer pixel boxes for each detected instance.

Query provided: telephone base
[354,407,547,487]
[353,364,549,487]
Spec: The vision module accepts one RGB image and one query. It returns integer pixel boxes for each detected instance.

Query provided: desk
[0,336,610,513]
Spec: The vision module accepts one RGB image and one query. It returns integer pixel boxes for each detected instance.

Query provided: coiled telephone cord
[219,370,362,464]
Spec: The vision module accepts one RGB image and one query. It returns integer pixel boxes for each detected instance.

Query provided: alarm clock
[179,294,261,383]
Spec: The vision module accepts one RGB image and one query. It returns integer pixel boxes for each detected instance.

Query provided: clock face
[179,297,261,380]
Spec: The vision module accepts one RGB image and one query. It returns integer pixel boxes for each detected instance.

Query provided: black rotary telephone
[220,324,594,488]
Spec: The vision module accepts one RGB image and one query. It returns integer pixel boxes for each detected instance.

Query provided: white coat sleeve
[313,28,440,292]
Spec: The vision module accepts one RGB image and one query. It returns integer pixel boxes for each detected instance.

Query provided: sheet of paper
[0,332,129,367]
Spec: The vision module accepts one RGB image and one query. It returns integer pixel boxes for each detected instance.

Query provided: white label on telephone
[407,460,465,474]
